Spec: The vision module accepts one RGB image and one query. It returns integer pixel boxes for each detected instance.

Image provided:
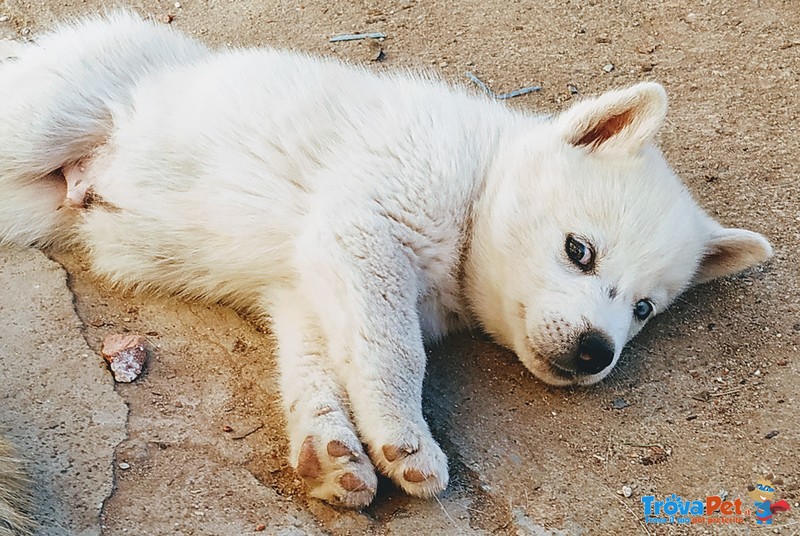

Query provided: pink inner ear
[573,108,635,149]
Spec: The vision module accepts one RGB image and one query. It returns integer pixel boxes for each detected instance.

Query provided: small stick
[466,71,541,100]
[329,32,386,42]
[231,423,264,440]
[709,387,743,397]
[622,442,665,449]
[466,71,495,97]
[433,493,463,532]
[496,86,542,99]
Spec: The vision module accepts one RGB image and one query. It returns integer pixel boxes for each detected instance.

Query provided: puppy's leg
[270,291,378,508]
[296,219,449,498]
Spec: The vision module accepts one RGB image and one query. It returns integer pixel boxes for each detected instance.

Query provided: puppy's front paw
[294,433,377,508]
[371,432,449,498]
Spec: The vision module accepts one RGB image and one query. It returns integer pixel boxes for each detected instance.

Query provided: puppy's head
[467,82,772,386]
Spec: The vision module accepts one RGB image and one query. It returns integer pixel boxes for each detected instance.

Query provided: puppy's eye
[634,299,654,321]
[565,235,594,271]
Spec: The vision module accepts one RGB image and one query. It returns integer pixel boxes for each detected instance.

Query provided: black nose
[575,330,615,375]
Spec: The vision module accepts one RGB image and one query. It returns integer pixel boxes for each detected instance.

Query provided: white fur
[0,437,33,535]
[0,13,772,507]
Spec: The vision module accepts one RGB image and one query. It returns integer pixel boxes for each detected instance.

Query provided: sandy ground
[0,0,798,534]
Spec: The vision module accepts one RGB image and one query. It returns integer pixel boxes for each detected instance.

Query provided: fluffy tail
[0,437,33,536]
[0,12,209,246]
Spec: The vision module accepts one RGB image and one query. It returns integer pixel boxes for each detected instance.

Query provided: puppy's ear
[557,82,668,155]
[693,227,773,285]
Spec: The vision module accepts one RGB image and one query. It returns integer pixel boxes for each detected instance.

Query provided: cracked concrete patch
[0,246,127,535]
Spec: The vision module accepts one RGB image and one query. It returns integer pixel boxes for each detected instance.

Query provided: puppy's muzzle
[551,330,615,377]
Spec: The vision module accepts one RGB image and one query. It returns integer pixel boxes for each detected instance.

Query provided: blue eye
[634,299,653,321]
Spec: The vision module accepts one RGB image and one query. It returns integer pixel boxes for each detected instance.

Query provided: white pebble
[603,63,615,73]
[0,15,9,22]
[118,462,131,470]
[622,485,633,498]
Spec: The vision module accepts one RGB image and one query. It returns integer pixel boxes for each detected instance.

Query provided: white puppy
[0,13,771,507]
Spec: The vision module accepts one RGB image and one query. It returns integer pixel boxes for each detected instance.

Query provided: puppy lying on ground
[0,13,771,507]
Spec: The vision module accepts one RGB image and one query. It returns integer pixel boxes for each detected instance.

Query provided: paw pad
[403,468,429,483]
[382,444,415,462]
[296,436,322,479]
[340,472,372,492]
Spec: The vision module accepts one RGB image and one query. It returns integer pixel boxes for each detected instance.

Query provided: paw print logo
[748,474,791,525]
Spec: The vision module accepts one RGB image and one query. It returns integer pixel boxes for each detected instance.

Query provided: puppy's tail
[0,12,209,246]
[0,436,34,536]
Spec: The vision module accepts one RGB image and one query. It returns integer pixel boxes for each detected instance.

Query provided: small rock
[611,397,630,410]
[0,15,9,22]
[639,61,657,72]
[765,430,780,439]
[603,63,615,73]
[255,524,266,532]
[622,485,633,498]
[174,1,182,8]
[635,43,657,54]
[101,334,150,383]
[20,27,30,36]
[567,83,579,95]
[159,14,175,24]
[641,446,670,465]
[364,39,385,62]
[754,369,761,377]
[222,425,234,433]
[118,462,131,470]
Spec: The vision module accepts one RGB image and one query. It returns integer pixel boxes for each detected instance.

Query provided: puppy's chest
[387,207,471,340]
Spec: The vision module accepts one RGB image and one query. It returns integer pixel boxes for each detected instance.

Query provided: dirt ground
[0,0,798,534]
